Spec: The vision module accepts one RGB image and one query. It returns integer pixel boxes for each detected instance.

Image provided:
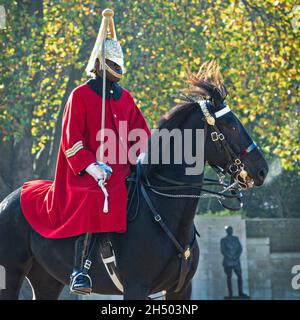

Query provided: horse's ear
[211,86,227,108]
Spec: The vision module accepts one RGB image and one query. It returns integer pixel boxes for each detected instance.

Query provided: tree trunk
[0,141,14,200]
[12,128,34,190]
[0,0,44,199]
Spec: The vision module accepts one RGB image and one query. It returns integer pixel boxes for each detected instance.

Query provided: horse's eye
[232,127,236,131]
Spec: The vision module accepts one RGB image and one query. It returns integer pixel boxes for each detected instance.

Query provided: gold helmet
[85,9,125,78]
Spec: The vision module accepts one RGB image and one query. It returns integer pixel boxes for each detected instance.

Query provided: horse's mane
[157,60,227,130]
[183,59,227,108]
[157,102,198,130]
[144,60,227,172]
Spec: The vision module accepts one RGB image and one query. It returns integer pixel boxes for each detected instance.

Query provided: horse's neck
[159,120,204,185]
[146,113,204,242]
[148,167,203,244]
[178,197,199,243]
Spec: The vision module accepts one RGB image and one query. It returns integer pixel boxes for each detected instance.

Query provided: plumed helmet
[85,9,125,77]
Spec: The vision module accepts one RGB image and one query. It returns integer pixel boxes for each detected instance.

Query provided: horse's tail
[0,186,34,300]
[0,187,23,215]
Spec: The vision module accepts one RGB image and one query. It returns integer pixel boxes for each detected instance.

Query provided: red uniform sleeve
[61,89,96,175]
[128,96,151,154]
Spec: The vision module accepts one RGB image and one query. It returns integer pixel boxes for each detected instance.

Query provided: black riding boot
[70,233,93,295]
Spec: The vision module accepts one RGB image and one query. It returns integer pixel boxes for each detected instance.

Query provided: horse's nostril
[258,167,268,180]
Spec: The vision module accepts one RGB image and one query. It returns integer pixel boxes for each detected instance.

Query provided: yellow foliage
[0,0,299,171]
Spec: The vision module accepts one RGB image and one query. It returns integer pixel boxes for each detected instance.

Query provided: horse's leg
[165,281,192,300]
[123,281,149,300]
[27,261,64,300]
[0,188,34,300]
[0,266,29,300]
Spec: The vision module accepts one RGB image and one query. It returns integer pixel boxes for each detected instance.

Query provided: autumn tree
[0,1,299,214]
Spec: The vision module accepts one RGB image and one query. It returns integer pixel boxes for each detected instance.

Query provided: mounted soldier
[0,52,269,300]
[20,9,150,295]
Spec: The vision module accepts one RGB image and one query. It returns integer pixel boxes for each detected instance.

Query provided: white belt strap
[101,249,124,293]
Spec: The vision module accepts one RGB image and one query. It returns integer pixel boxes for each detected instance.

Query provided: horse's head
[184,61,268,188]
[203,100,268,187]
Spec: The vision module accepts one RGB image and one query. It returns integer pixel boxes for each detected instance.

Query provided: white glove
[85,162,106,181]
[136,152,146,164]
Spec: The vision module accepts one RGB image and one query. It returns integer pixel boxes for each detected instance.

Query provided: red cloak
[20,78,150,238]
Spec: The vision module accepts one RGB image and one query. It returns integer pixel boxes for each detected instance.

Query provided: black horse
[0,67,268,300]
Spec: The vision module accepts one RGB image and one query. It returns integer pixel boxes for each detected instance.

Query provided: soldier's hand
[85,162,106,181]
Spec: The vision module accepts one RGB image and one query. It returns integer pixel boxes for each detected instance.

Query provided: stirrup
[70,260,93,295]
[70,272,92,295]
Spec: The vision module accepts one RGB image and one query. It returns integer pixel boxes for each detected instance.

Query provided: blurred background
[0,1,299,219]
[1,0,300,300]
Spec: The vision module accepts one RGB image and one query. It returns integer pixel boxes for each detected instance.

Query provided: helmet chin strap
[104,63,123,79]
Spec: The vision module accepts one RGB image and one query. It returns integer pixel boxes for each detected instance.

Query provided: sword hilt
[98,179,109,213]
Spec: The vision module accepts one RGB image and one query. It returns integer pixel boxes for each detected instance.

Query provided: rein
[143,172,243,210]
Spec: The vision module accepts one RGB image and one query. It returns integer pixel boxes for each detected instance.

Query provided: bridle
[198,99,257,191]
[127,99,258,294]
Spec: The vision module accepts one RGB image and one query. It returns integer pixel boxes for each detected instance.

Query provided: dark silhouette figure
[220,226,248,299]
